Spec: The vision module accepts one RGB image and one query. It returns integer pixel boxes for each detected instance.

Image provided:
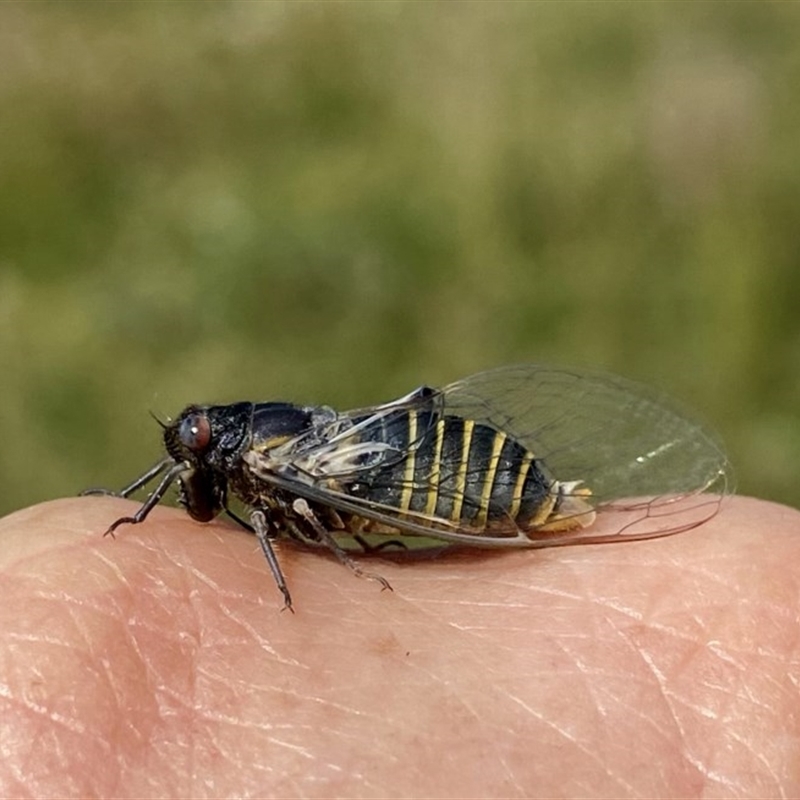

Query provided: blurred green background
[2,3,799,518]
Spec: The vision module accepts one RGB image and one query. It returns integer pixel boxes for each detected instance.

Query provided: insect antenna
[148,409,170,429]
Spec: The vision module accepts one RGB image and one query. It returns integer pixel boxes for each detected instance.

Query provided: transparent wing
[245,365,732,548]
[437,365,732,540]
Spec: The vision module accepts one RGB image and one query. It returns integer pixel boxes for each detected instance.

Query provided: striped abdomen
[347,409,553,534]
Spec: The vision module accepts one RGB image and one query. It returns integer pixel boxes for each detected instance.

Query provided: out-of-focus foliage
[1,3,799,516]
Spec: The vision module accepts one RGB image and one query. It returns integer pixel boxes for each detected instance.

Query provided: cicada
[85,365,731,610]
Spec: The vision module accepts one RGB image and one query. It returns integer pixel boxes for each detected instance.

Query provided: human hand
[1,495,798,798]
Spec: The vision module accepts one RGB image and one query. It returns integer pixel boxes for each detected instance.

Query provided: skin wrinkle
[7,699,113,798]
[91,549,133,591]
[183,562,244,601]
[693,720,765,795]
[332,626,528,797]
[726,728,784,798]
[249,677,412,780]
[272,684,405,725]
[298,723,399,789]
[590,596,645,620]
[683,751,744,794]
[554,647,622,716]
[420,534,790,791]
[549,622,699,783]
[507,580,588,603]
[736,676,783,715]
[706,639,744,669]
[630,625,785,797]
[505,690,641,796]
[668,691,721,723]
[698,673,761,716]
[594,683,677,744]
[551,569,669,724]
[185,675,318,747]
[635,645,684,723]
[757,641,800,661]
[6,691,88,737]
[9,587,137,770]
[271,739,378,799]
[93,565,203,788]
[97,673,150,766]
[248,732,316,763]
[548,639,614,750]
[433,676,524,794]
[620,544,792,712]
[200,606,300,666]
[7,631,75,649]
[492,750,526,798]
[661,618,788,667]
[421,632,514,699]
[683,564,744,596]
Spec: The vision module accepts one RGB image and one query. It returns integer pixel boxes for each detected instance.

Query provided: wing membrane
[246,365,731,547]
[441,365,730,503]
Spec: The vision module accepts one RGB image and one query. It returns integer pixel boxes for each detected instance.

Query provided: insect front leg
[81,457,176,500]
[250,509,294,613]
[97,461,188,538]
[291,499,393,594]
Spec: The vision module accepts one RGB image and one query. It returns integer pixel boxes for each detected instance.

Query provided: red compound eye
[179,412,211,452]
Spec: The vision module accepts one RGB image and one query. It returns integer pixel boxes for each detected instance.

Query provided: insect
[84,365,731,610]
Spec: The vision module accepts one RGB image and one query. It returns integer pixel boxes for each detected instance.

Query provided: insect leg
[250,510,294,613]
[352,534,408,554]
[103,461,188,537]
[320,512,407,553]
[81,456,175,499]
[291,499,393,593]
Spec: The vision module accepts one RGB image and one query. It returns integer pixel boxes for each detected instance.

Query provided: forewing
[246,366,731,547]
[438,365,731,539]
[260,386,444,482]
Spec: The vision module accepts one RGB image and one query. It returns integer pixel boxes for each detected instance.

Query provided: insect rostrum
[85,365,731,611]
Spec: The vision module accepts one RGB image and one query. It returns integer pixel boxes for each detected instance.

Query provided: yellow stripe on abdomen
[398,410,417,513]
[424,419,445,517]
[474,430,507,529]
[451,419,474,522]
[509,451,534,521]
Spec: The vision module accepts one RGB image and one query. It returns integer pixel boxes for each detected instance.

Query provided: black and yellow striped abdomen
[346,409,553,534]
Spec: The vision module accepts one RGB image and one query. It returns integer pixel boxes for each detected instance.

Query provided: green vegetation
[2,3,799,516]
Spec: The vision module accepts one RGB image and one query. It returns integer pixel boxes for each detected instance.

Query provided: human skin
[0,495,799,799]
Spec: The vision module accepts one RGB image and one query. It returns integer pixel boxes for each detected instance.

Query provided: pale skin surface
[0,495,799,799]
